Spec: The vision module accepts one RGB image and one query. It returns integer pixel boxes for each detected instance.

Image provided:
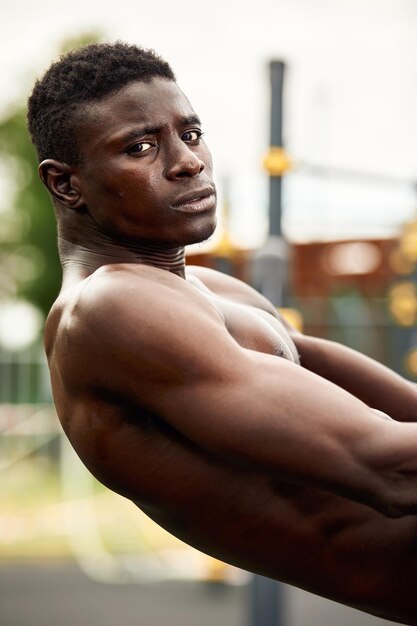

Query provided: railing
[0,344,51,404]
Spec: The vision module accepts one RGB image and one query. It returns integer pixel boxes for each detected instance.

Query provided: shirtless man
[27,42,417,623]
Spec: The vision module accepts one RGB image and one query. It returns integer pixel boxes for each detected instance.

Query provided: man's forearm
[294,334,417,422]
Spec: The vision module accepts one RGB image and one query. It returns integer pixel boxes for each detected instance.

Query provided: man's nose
[164,140,205,179]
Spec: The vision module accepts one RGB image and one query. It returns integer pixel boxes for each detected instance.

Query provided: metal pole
[269,61,284,237]
[248,59,288,626]
[248,574,284,626]
[252,60,290,307]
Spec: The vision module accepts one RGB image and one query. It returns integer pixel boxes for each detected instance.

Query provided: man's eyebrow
[180,115,202,126]
[113,116,202,145]
[120,126,162,143]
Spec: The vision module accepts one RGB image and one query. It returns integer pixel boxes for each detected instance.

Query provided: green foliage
[0,32,102,319]
[0,108,60,317]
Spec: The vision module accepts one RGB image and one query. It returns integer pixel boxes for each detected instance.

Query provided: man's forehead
[82,78,197,134]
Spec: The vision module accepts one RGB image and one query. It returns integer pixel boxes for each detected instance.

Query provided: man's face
[75,78,216,247]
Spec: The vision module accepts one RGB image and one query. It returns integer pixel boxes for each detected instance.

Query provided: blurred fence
[295,293,415,378]
[0,343,51,405]
[0,344,57,470]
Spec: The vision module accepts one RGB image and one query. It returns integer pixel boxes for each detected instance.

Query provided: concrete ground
[0,563,402,626]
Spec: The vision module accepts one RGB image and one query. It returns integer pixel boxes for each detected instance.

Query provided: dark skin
[40,77,417,624]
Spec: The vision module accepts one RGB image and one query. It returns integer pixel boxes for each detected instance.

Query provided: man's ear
[39,159,85,209]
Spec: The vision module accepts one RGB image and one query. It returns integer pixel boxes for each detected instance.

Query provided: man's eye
[182,130,202,142]
[127,142,153,154]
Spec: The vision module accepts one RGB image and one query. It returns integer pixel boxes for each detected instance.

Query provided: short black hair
[27,41,175,165]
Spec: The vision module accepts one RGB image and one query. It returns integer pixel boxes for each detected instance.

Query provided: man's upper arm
[68,268,417,517]
[292,333,417,423]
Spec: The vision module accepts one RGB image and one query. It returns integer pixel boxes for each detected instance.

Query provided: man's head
[28,42,175,166]
[28,42,216,250]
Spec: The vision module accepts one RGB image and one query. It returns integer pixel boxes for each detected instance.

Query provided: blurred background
[1,0,417,624]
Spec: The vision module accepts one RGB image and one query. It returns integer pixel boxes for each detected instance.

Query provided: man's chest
[187,275,299,363]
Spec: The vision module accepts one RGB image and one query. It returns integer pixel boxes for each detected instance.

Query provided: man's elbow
[370,476,417,519]
[357,424,417,518]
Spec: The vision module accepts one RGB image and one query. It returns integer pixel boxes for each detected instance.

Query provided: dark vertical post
[251,60,290,307]
[269,61,285,237]
[248,60,288,626]
[248,574,283,626]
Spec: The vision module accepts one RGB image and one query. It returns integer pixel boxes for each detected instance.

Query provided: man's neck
[59,234,187,287]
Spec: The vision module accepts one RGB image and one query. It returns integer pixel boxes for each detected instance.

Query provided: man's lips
[171,187,216,213]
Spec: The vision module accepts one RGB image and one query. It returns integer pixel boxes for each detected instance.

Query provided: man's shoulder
[55,263,190,321]
[47,262,224,361]
[47,262,240,401]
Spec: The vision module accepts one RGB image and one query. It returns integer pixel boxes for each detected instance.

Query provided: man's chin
[178,218,217,247]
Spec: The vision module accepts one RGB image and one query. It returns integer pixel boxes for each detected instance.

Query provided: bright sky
[2,0,417,244]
